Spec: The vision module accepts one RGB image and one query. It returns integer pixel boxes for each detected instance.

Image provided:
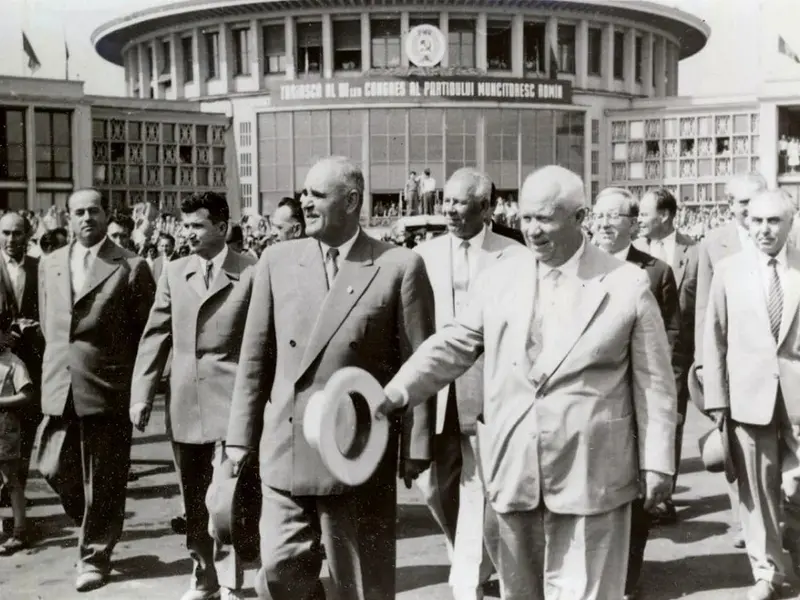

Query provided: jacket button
[289,340,296,347]
[288,417,293,423]
[349,342,357,349]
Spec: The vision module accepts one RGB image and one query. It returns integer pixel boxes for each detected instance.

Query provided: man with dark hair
[131,190,254,600]
[271,197,306,242]
[40,228,68,255]
[107,213,136,253]
[488,183,526,245]
[226,224,245,253]
[36,188,155,592]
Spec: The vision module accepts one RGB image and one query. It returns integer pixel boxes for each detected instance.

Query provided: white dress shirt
[420,176,436,194]
[196,244,229,292]
[613,244,632,262]
[649,230,677,266]
[1,250,25,309]
[320,228,361,288]
[537,237,587,347]
[71,238,107,294]
[450,226,487,288]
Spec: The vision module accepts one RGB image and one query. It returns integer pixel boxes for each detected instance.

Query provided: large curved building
[91,0,710,219]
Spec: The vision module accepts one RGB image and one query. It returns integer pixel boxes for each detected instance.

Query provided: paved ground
[0,400,796,600]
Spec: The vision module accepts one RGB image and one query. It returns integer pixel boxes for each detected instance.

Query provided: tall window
[487,20,512,70]
[295,111,330,185]
[371,18,401,69]
[204,31,220,79]
[161,40,171,75]
[485,109,518,188]
[182,37,194,82]
[523,22,545,74]
[409,108,444,182]
[613,31,625,80]
[257,112,293,211]
[331,110,364,162]
[445,110,479,179]
[587,28,602,76]
[557,24,576,74]
[35,110,72,181]
[233,28,250,76]
[334,20,361,71]
[0,108,26,181]
[297,22,322,75]
[448,20,475,68]
[635,35,644,83]
[263,23,286,74]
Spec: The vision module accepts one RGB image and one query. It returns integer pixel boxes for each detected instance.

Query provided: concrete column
[151,41,163,99]
[322,14,333,78]
[25,107,35,210]
[400,12,410,68]
[643,31,654,96]
[220,24,234,90]
[285,16,297,79]
[73,104,93,190]
[170,33,181,98]
[576,19,589,88]
[362,110,371,222]
[667,43,678,96]
[192,28,205,95]
[476,13,487,70]
[251,19,263,88]
[137,44,149,99]
[583,110,592,198]
[759,102,777,186]
[654,36,666,97]
[546,17,558,78]
[602,24,614,89]
[439,12,449,67]
[624,28,636,94]
[511,14,523,77]
[360,14,371,70]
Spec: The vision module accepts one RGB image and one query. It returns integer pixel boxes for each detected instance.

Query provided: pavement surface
[0,400,797,600]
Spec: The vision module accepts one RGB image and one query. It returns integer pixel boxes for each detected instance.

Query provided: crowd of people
[0,160,797,600]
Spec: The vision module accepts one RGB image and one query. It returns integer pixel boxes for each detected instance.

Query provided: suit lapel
[201,251,240,307]
[672,242,689,288]
[296,232,379,379]
[53,247,72,304]
[742,250,773,340]
[0,257,18,317]
[183,258,206,298]
[74,240,122,305]
[779,248,800,347]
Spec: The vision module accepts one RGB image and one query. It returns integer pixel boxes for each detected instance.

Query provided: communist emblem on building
[405,24,447,68]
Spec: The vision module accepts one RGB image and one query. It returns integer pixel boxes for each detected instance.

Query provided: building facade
[92,0,709,220]
[0,76,234,216]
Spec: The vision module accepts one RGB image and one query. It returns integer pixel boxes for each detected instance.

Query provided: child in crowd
[0,310,34,555]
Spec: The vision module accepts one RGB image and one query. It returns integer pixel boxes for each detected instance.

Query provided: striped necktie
[767,257,783,342]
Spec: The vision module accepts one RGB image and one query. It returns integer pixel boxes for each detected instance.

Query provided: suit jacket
[131,250,256,444]
[490,220,526,246]
[704,245,800,426]
[151,255,165,282]
[39,239,156,417]
[386,241,677,515]
[226,231,436,496]
[416,229,530,435]
[695,222,743,368]
[0,254,43,387]
[634,232,698,408]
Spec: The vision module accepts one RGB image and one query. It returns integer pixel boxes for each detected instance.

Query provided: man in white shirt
[420,168,437,215]
[704,190,800,600]
[413,167,528,600]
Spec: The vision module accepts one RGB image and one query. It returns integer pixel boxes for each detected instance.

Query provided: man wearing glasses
[695,172,768,550]
[592,186,680,600]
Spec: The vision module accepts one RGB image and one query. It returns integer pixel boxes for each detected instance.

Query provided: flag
[22,32,41,72]
[549,37,560,80]
[779,35,800,64]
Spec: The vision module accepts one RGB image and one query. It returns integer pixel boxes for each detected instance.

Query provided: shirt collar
[197,244,229,275]
[1,249,23,267]
[540,236,586,279]
[657,230,677,247]
[613,244,632,261]
[450,225,487,252]
[75,237,107,258]
[759,243,789,268]
[320,228,361,262]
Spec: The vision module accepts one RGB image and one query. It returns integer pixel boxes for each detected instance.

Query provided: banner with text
[270,76,572,107]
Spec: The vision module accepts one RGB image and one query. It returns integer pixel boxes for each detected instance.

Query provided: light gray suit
[386,241,677,599]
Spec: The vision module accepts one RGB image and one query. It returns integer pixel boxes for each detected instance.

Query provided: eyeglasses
[591,212,633,222]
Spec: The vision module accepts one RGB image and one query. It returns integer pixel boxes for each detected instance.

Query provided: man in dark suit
[225,156,435,600]
[151,233,176,282]
[636,187,699,523]
[489,183,526,245]
[593,187,680,600]
[0,212,43,505]
[131,192,255,600]
[37,188,156,592]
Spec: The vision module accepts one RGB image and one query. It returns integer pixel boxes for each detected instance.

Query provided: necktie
[326,247,340,288]
[9,259,23,309]
[203,260,213,289]
[453,240,471,314]
[767,257,784,341]
[530,268,562,362]
[75,247,91,294]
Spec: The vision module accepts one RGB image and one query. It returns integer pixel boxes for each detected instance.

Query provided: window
[35,110,72,181]
[555,111,585,176]
[371,18,401,69]
[591,150,599,175]
[635,35,644,83]
[233,28,250,76]
[487,20,511,71]
[147,46,154,77]
[409,108,444,185]
[409,14,439,28]
[161,40,171,75]
[334,20,361,71]
[0,108,26,181]
[445,109,479,178]
[448,20,475,68]
[523,22,545,74]
[240,152,252,177]
[182,37,194,82]
[239,121,252,147]
[484,109,518,187]
[205,31,220,80]
[0,191,26,210]
[258,112,292,194]
[263,23,286,75]
[521,110,556,174]
[557,24,576,74]
[370,109,406,192]
[588,28,602,76]
[613,31,625,80]
[240,183,253,208]
[592,119,600,144]
[295,111,330,185]
[297,22,322,75]
[331,110,364,162]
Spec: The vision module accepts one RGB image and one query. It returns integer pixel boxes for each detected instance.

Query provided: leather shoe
[75,570,107,593]
[179,589,221,600]
[746,580,778,600]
